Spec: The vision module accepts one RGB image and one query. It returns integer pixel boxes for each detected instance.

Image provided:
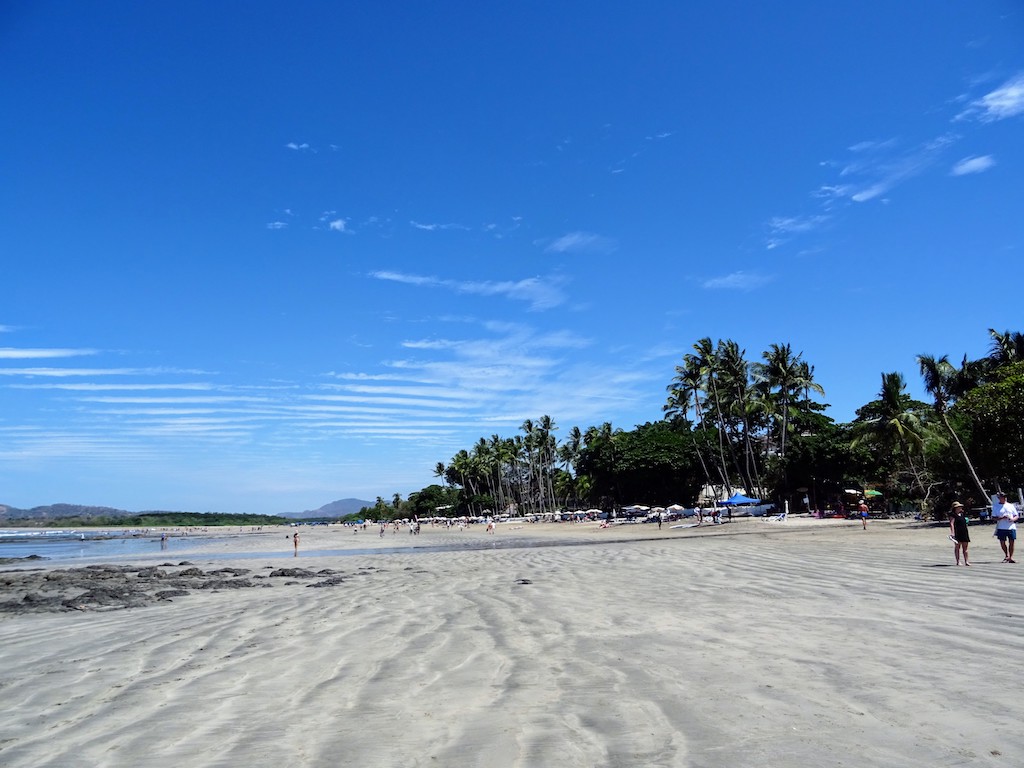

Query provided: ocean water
[0,529,213,561]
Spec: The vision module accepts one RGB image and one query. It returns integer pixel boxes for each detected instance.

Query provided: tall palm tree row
[662,337,826,500]
[851,371,933,501]
[434,416,574,516]
[423,328,1019,518]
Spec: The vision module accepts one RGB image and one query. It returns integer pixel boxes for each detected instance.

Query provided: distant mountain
[1,497,376,523]
[0,503,130,522]
[292,498,374,518]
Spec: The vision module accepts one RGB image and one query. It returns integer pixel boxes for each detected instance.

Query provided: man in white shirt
[993,491,1019,563]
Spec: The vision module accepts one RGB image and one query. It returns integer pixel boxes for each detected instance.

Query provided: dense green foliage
[366,328,1023,521]
[576,421,703,508]
[954,361,1024,492]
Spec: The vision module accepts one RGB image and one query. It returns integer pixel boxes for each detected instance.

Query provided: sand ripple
[0,522,1019,766]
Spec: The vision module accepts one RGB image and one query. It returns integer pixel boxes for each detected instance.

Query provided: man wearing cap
[993,492,1019,563]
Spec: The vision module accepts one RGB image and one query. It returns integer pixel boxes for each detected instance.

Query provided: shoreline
[0,514,932,563]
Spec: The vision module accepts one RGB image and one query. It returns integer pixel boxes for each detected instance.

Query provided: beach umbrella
[864,490,883,497]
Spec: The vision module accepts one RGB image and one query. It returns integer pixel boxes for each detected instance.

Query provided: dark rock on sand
[197,579,256,590]
[308,575,346,587]
[154,589,190,600]
[0,560,346,614]
[268,568,317,578]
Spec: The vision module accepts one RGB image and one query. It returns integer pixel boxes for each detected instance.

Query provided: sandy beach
[0,517,1019,767]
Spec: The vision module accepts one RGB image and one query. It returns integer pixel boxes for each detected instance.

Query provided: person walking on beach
[949,501,970,566]
[293,531,300,556]
[858,500,869,530]
[993,491,1019,563]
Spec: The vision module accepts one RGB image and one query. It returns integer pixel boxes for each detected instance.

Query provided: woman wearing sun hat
[949,501,970,566]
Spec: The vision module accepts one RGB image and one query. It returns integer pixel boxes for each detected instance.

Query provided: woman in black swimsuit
[949,501,970,566]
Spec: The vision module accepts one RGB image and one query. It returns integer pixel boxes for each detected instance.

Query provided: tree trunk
[941,412,988,502]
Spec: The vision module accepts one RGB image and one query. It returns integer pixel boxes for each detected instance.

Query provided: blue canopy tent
[719,493,761,505]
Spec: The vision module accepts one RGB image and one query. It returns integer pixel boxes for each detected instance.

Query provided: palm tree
[582,421,619,509]
[557,426,584,509]
[663,358,720,495]
[753,343,823,460]
[988,328,1024,370]
[664,371,716,494]
[536,415,559,514]
[717,339,761,495]
[686,338,735,495]
[851,372,930,499]
[917,353,987,502]
[448,449,479,512]
[516,421,540,518]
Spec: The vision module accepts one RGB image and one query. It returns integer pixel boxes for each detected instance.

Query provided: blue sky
[2,2,1023,514]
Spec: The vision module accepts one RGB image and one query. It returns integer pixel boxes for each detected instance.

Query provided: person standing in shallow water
[949,501,970,566]
[293,531,299,556]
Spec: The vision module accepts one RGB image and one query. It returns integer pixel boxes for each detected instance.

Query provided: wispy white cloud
[813,184,854,201]
[958,72,1024,122]
[768,215,828,235]
[0,367,154,377]
[9,382,215,391]
[951,155,996,176]
[765,215,829,249]
[819,133,958,206]
[285,142,311,151]
[857,135,955,201]
[702,271,774,291]
[266,221,288,230]
[847,138,898,153]
[543,231,617,254]
[409,221,470,232]
[463,277,565,310]
[326,372,409,382]
[77,396,270,404]
[849,184,890,203]
[371,271,437,287]
[481,216,523,239]
[0,367,207,377]
[0,347,97,359]
[328,218,347,232]
[0,318,662,484]
[370,270,568,311]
